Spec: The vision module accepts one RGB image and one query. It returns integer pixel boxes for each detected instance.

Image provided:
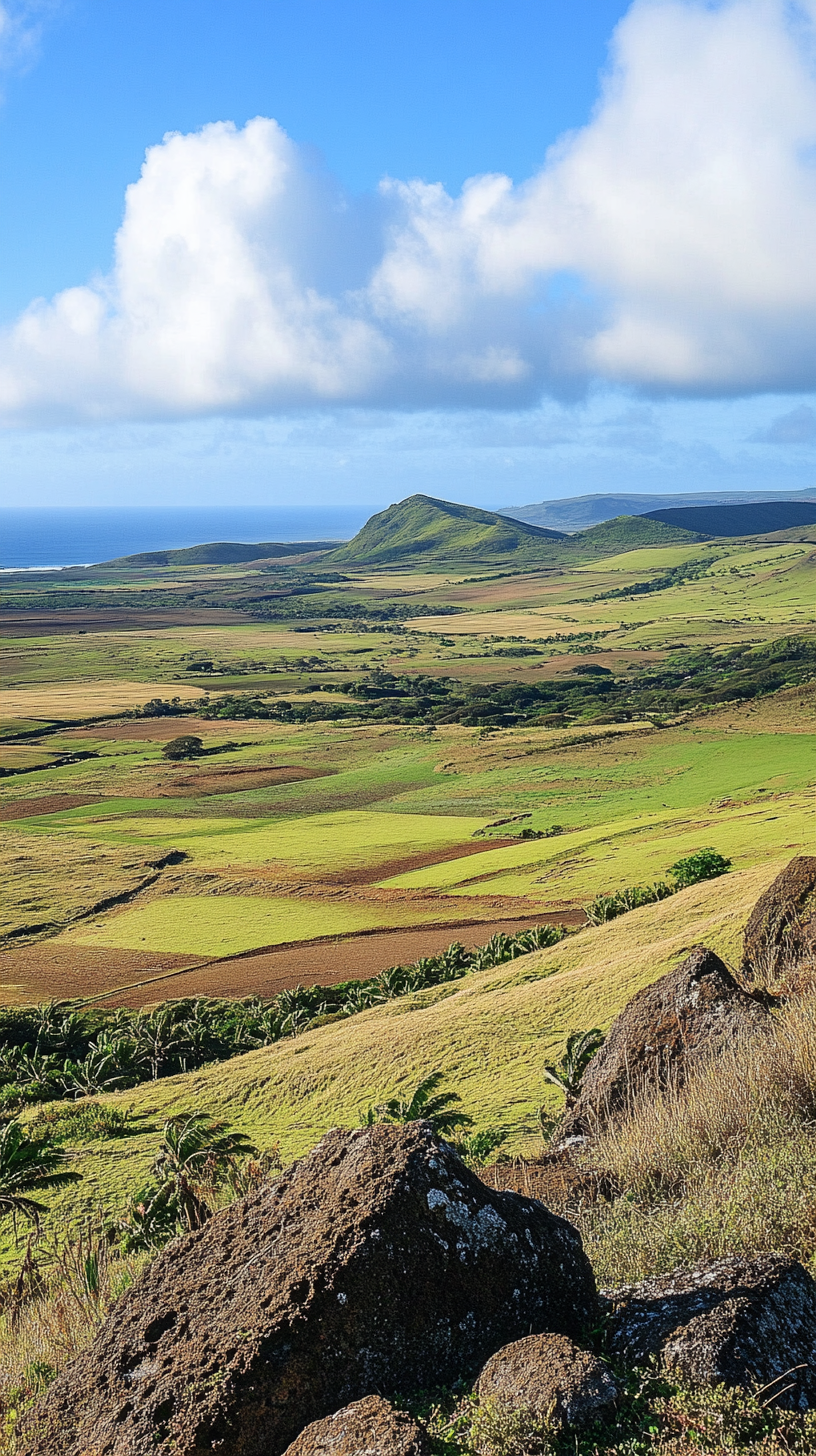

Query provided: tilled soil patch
[0,911,583,1009]
[0,794,104,821]
[0,945,199,1006]
[144,765,328,797]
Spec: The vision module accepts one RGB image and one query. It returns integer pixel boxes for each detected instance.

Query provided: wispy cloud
[4,1,816,424]
[750,403,816,443]
[0,1,49,75]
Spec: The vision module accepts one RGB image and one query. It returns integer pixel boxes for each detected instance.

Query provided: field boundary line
[66,909,580,1007]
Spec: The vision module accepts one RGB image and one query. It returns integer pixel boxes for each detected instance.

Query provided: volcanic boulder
[281,1396,430,1456]
[476,1332,619,1431]
[605,1254,816,1408]
[553,946,770,1144]
[20,1122,597,1456]
[741,856,816,982]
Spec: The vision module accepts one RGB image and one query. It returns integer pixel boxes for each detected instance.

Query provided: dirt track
[0,910,584,1009]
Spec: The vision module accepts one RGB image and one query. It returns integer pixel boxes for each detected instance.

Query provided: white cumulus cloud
[4,0,816,424]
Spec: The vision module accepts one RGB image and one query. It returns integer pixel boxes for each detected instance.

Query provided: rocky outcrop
[281,1397,430,1456]
[476,1332,619,1431]
[605,1254,816,1408]
[741,856,816,982]
[554,946,770,1144]
[20,1122,596,1456]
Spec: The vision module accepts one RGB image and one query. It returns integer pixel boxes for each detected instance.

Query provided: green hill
[573,515,708,551]
[327,495,566,565]
[99,541,340,567]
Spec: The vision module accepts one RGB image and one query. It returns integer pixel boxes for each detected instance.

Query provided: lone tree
[162,735,204,761]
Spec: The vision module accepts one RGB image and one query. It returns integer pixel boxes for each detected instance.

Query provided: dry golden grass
[564,969,816,1287]
[0,829,179,945]
[590,987,816,1200]
[0,682,207,720]
[0,1231,148,1451]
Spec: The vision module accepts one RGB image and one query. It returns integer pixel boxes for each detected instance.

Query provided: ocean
[0,507,366,570]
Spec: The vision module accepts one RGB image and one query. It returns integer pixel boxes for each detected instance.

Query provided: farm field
[0,680,208,719]
[0,913,575,1008]
[2,520,816,1006]
[17,807,490,875]
[59,891,492,958]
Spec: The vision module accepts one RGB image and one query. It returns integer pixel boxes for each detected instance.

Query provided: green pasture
[575,543,725,574]
[390,727,816,825]
[408,541,816,646]
[27,863,778,1252]
[383,792,816,902]
[0,717,54,737]
[21,806,488,873]
[61,892,464,957]
[4,539,816,703]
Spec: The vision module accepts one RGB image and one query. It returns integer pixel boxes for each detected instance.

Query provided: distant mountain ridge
[643,501,816,536]
[99,541,341,567]
[95,492,816,574]
[502,489,816,533]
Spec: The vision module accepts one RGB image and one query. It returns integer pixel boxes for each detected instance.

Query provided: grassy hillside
[328,495,565,565]
[327,496,700,567]
[572,515,706,549]
[20,862,778,1256]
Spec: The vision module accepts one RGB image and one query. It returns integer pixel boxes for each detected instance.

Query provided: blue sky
[1,0,816,510]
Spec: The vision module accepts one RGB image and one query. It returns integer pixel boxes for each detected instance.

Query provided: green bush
[585,882,675,925]
[668,847,732,887]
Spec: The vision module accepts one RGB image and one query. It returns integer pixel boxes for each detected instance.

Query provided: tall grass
[0,1224,149,1450]
[570,992,816,1286]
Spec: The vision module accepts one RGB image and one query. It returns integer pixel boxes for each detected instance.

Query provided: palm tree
[132,1006,187,1081]
[370,1071,473,1136]
[0,1121,81,1236]
[152,1114,257,1231]
[542,1029,605,1109]
[58,1046,132,1099]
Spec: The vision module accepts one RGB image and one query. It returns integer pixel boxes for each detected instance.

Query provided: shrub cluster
[585,850,732,926]
[191,633,816,728]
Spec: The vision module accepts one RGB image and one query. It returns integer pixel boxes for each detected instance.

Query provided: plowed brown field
[0,795,104,821]
[0,911,584,1009]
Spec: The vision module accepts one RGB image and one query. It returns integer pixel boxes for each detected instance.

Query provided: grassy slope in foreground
[33,862,779,1248]
[327,494,565,564]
